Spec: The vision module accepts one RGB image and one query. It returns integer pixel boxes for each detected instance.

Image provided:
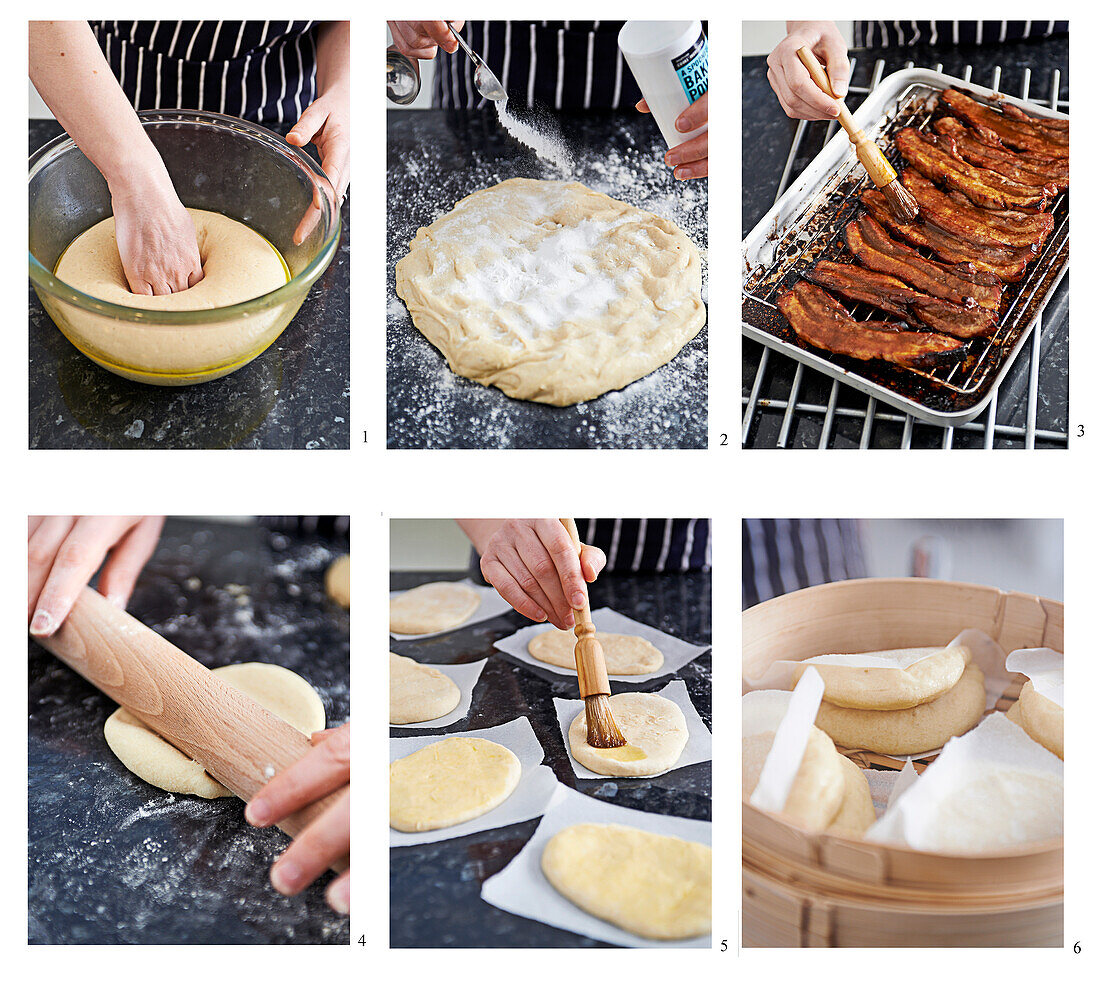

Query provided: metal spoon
[447,22,507,102]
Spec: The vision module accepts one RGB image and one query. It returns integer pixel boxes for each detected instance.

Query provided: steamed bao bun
[1007,680,1063,760]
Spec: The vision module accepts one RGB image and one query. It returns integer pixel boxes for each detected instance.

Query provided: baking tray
[742,68,1068,427]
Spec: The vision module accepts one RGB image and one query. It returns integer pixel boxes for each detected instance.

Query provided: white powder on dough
[495,98,574,175]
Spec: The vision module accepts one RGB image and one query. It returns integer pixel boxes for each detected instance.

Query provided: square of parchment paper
[553,679,711,779]
[390,717,557,846]
[481,784,711,948]
[495,607,709,684]
[388,658,486,730]
[389,580,513,640]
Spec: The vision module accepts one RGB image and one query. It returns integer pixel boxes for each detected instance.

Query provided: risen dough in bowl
[395,178,706,406]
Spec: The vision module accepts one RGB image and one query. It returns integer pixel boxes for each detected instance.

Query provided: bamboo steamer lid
[742,578,1063,948]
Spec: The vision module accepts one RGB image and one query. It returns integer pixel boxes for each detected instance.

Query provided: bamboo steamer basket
[742,578,1063,948]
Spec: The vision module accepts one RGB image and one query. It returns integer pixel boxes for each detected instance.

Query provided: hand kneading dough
[389,653,461,724]
[743,726,845,830]
[541,823,711,940]
[325,554,350,608]
[390,581,481,634]
[793,646,968,710]
[1016,680,1064,759]
[103,663,326,798]
[528,628,664,675]
[395,178,706,406]
[568,693,688,776]
[826,754,876,838]
[390,736,520,832]
[814,665,986,756]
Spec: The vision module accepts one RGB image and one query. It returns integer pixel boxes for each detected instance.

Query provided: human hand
[246,723,351,915]
[110,170,203,295]
[387,20,464,59]
[637,92,708,180]
[767,20,850,120]
[476,519,606,630]
[28,516,166,636]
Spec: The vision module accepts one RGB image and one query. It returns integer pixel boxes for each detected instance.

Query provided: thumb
[819,38,850,99]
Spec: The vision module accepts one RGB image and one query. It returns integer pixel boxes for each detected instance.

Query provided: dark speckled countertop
[389,569,711,947]
[28,518,350,945]
[742,35,1068,448]
[29,120,350,450]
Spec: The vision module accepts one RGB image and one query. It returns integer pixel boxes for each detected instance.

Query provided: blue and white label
[672,31,708,104]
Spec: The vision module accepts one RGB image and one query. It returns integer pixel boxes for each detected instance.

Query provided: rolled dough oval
[826,754,876,838]
[540,823,711,940]
[793,646,969,710]
[103,662,326,799]
[389,736,520,832]
[814,665,987,756]
[390,581,480,634]
[743,725,845,830]
[395,178,706,406]
[1017,679,1064,759]
[325,554,351,609]
[568,693,687,776]
[389,653,461,724]
[528,628,664,676]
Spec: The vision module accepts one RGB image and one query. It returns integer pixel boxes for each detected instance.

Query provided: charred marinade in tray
[777,88,1068,366]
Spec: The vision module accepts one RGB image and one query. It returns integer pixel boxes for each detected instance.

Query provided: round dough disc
[390,581,480,634]
[389,736,520,832]
[395,178,706,406]
[568,693,688,776]
[389,653,461,724]
[103,663,326,799]
[529,629,664,676]
[814,665,987,756]
[826,754,876,838]
[793,646,968,710]
[743,725,845,830]
[325,554,350,608]
[1017,679,1064,759]
[540,823,711,940]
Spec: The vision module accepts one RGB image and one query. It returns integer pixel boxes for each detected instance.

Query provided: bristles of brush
[881,177,919,224]
[584,693,626,748]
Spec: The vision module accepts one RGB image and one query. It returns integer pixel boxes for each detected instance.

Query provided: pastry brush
[796,46,918,224]
[559,518,625,749]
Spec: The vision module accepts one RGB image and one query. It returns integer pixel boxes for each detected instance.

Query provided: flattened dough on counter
[103,663,326,798]
[390,581,480,634]
[325,554,351,608]
[390,736,520,832]
[568,693,687,776]
[529,628,664,675]
[541,823,712,940]
[389,653,461,724]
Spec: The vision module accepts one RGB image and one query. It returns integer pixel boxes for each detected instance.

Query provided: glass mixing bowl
[29,110,340,385]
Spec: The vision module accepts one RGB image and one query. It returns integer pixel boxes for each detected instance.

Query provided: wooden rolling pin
[34,587,348,871]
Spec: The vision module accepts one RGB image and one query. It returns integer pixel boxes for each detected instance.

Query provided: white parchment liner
[481,784,711,948]
[552,679,712,779]
[1005,647,1064,707]
[389,580,513,640]
[389,717,557,846]
[388,657,486,730]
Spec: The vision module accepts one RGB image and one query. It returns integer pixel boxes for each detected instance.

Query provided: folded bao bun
[743,726,844,831]
[827,753,876,837]
[1015,680,1064,760]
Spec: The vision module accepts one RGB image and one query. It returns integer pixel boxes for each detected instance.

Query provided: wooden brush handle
[795,46,897,188]
[35,588,348,864]
[559,519,611,700]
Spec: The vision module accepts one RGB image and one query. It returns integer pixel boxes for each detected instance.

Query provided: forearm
[29,21,167,191]
[456,519,507,555]
[314,21,351,96]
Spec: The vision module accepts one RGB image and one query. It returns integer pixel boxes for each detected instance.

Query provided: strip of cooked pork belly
[997,98,1068,133]
[901,170,1055,250]
[845,215,1003,309]
[777,282,965,364]
[807,261,998,338]
[940,89,1068,157]
[933,118,1068,189]
[895,127,1053,209]
[860,189,1034,280]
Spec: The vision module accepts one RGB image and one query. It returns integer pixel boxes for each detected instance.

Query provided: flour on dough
[389,653,461,724]
[390,581,480,634]
[568,693,688,776]
[395,178,706,406]
[390,736,520,832]
[325,554,351,609]
[103,662,325,798]
[528,628,664,675]
[541,823,711,940]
